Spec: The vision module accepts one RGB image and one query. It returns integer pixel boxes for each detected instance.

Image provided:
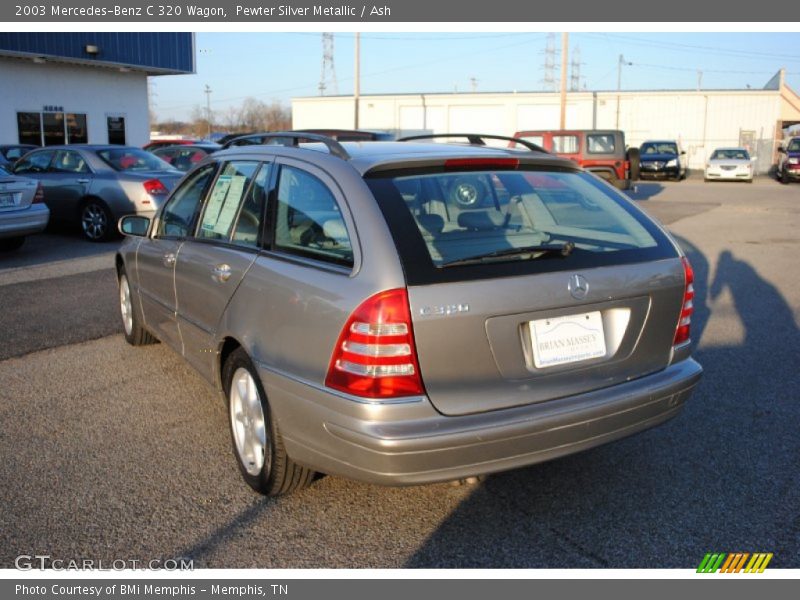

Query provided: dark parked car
[143,138,202,152]
[0,164,49,251]
[511,129,637,190]
[12,145,183,241]
[221,129,394,149]
[777,137,800,184]
[639,140,686,181]
[152,143,222,172]
[115,132,702,496]
[0,144,39,168]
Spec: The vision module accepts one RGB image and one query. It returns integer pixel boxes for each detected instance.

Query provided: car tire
[80,199,115,242]
[118,270,157,346]
[780,170,790,184]
[627,147,640,181]
[223,348,315,496]
[0,236,25,251]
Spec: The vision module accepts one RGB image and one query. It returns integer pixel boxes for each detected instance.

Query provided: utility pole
[470,77,478,93]
[616,54,632,129]
[354,32,360,129]
[559,33,568,129]
[697,70,703,91]
[204,84,212,139]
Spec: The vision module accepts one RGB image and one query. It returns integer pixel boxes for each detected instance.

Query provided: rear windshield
[367,167,676,284]
[711,149,749,160]
[641,142,678,155]
[97,148,174,172]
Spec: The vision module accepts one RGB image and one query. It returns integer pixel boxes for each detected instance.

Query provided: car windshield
[787,139,800,152]
[371,168,659,267]
[711,149,749,160]
[641,142,678,155]
[97,148,174,172]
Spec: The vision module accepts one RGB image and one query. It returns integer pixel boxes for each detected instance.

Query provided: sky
[150,32,800,123]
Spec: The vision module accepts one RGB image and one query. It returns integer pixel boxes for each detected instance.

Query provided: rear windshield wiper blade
[441,241,576,267]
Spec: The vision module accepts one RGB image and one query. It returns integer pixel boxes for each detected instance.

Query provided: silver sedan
[12,145,183,241]
[0,165,49,251]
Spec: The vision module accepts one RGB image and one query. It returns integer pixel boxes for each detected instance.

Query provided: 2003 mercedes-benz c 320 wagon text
[116,133,702,496]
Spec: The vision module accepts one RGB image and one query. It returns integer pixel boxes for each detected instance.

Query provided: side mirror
[680,150,686,155]
[119,215,151,237]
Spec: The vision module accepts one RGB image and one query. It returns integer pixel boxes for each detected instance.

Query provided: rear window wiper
[441,241,576,267]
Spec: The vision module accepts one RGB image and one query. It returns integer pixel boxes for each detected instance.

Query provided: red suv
[512,129,639,190]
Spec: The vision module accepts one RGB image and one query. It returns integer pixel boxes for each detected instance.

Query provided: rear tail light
[32,183,44,204]
[143,179,169,196]
[673,256,694,346]
[325,288,424,399]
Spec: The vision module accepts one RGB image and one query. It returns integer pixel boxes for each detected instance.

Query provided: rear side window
[552,135,579,153]
[273,165,353,267]
[231,163,271,248]
[197,161,260,242]
[366,167,676,284]
[586,134,616,154]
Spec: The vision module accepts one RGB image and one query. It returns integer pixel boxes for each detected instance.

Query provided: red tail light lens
[143,179,168,195]
[325,289,425,399]
[673,257,694,346]
[32,183,44,204]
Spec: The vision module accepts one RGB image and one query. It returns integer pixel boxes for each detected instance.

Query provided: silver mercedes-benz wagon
[115,133,702,495]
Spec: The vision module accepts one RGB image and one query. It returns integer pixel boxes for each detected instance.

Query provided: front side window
[197,161,260,242]
[586,134,616,154]
[157,165,216,238]
[13,151,54,174]
[552,135,579,154]
[273,165,353,267]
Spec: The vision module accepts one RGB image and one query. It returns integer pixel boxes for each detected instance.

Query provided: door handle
[212,263,232,283]
[76,179,90,184]
[163,253,176,267]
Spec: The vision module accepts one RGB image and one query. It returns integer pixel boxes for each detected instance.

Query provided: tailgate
[408,259,685,416]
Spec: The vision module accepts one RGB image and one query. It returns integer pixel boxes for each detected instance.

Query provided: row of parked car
[2,129,798,251]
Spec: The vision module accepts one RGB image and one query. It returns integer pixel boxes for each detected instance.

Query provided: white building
[292,69,800,173]
[0,33,194,148]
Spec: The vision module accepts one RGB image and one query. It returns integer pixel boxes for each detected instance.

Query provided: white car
[704,147,754,183]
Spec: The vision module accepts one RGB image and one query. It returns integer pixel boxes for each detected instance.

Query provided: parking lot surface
[0,177,798,568]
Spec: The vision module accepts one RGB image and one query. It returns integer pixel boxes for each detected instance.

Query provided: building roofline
[0,50,190,76]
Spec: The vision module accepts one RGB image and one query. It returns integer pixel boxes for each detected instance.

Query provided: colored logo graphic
[697,552,773,573]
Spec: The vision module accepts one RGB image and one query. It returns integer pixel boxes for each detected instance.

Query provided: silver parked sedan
[12,145,183,242]
[0,164,49,251]
[116,133,702,496]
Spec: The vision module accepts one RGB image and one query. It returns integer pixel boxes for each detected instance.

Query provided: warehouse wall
[293,89,787,173]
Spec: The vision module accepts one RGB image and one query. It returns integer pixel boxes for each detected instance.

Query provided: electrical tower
[319,33,339,96]
[570,45,582,92]
[542,33,558,92]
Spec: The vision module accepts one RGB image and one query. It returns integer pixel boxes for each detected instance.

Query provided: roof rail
[397,133,547,154]
[235,132,351,160]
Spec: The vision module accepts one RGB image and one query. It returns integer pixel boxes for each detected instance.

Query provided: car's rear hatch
[366,159,685,416]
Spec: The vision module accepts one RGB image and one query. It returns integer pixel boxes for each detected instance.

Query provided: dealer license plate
[529,311,607,368]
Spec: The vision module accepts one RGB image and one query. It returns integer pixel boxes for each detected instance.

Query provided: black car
[639,140,686,181]
[151,143,222,172]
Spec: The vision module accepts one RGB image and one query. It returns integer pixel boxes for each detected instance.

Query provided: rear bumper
[259,358,703,486]
[0,204,49,239]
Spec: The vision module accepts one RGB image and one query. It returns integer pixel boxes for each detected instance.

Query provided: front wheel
[224,348,315,496]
